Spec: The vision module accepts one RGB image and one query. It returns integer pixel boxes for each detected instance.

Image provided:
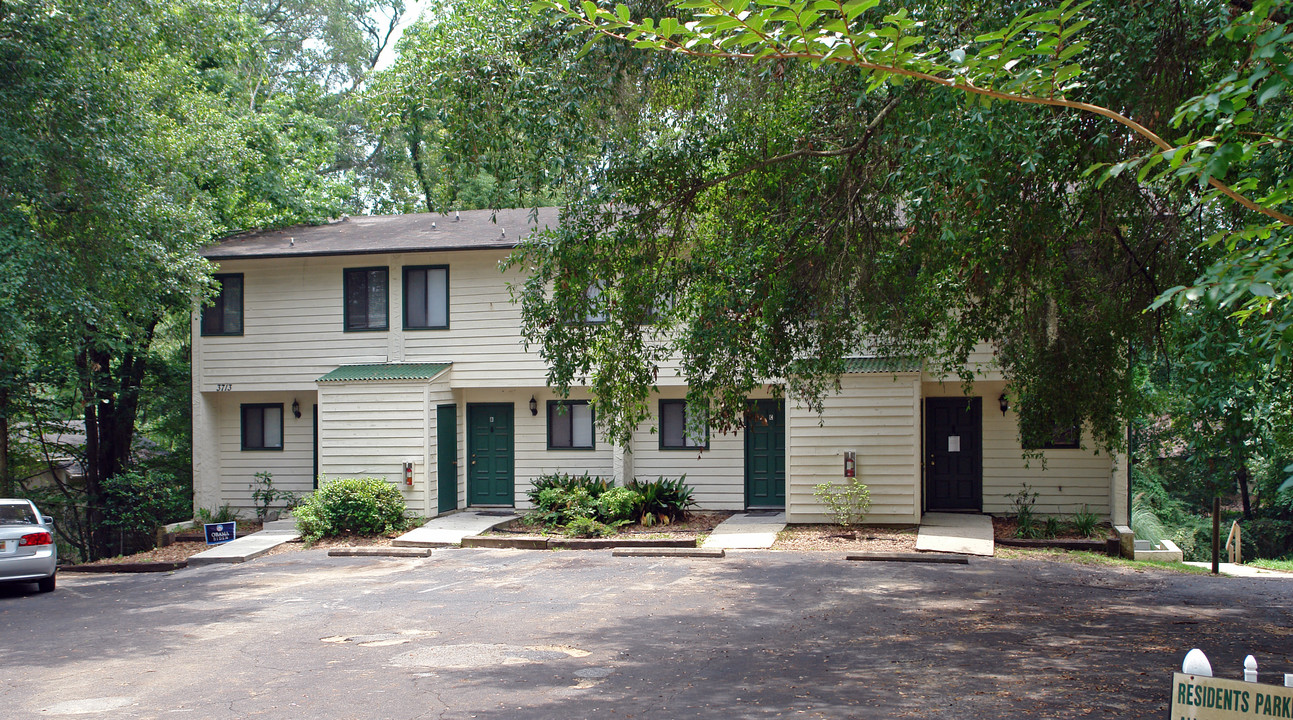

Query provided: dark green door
[745,399,786,508]
[467,403,514,506]
[925,397,983,511]
[437,404,458,514]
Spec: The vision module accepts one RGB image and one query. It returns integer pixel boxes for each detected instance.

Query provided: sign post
[204,522,236,545]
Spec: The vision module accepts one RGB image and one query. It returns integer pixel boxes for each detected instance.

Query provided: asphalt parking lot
[1,549,1289,719]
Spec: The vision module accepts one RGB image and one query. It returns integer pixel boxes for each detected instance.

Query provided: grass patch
[996,546,1212,574]
[1248,558,1293,573]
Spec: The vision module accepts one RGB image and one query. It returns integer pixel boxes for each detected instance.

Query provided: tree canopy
[481,0,1287,451]
[0,0,397,558]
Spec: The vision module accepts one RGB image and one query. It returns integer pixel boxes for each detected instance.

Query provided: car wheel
[37,574,55,593]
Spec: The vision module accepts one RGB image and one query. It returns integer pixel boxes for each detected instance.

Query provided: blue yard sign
[204,522,237,545]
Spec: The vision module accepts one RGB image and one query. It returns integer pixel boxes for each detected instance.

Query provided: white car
[0,499,57,593]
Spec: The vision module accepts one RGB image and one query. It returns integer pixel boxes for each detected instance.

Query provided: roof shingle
[202,207,560,260]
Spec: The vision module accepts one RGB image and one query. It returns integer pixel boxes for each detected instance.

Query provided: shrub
[563,516,616,538]
[596,486,643,524]
[526,473,612,505]
[102,469,187,536]
[1008,484,1042,539]
[530,486,598,527]
[196,504,240,524]
[1071,505,1100,538]
[812,478,871,528]
[1043,516,1061,539]
[294,477,408,545]
[249,471,298,522]
[626,476,696,526]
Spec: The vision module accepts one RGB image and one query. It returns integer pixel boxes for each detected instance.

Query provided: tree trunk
[406,121,437,214]
[0,388,10,497]
[81,321,158,559]
[1237,464,1253,521]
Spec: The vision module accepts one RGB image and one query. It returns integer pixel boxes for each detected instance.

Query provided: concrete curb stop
[61,562,188,573]
[328,547,433,558]
[846,553,969,564]
[612,547,725,558]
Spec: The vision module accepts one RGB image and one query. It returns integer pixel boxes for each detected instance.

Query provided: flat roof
[202,207,560,260]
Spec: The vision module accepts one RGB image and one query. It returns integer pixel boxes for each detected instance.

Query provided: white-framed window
[548,400,595,449]
[660,399,708,450]
[403,265,449,329]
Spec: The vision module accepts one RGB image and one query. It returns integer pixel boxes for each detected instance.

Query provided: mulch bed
[774,524,918,552]
[992,516,1118,554]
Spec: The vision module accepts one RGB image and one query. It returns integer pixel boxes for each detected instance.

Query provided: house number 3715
[215,383,232,392]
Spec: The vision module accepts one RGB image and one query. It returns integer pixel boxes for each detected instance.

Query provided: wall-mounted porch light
[292,398,301,419]
[998,392,1009,416]
[529,395,538,416]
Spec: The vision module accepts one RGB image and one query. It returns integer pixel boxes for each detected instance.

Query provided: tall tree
[0,0,368,558]
[495,0,1234,448]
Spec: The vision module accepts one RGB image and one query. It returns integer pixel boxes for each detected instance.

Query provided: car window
[0,504,37,525]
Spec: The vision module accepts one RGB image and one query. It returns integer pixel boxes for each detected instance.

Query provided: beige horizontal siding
[626,388,777,511]
[458,389,615,508]
[924,380,1114,519]
[786,375,921,524]
[318,381,429,514]
[210,391,317,515]
[196,251,555,393]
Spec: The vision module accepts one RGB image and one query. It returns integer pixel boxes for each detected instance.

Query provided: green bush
[294,477,408,545]
[596,486,643,523]
[103,469,187,536]
[812,478,871,528]
[529,486,598,527]
[526,473,612,505]
[1071,505,1100,538]
[563,516,616,538]
[625,476,696,526]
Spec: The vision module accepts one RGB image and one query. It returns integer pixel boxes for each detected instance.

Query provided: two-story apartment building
[193,208,1130,526]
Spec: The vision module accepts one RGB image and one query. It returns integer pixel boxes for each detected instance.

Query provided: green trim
[659,399,709,450]
[402,264,451,330]
[546,400,595,450]
[317,363,451,383]
[841,356,922,374]
[240,403,284,451]
[200,273,244,336]
[343,266,389,332]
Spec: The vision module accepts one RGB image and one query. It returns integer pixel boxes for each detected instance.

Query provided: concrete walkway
[915,513,995,557]
[393,510,520,548]
[1184,562,1293,578]
[188,519,301,566]
[701,512,786,550]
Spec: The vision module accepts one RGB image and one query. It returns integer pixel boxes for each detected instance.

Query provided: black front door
[745,399,786,508]
[925,397,982,511]
[467,403,514,506]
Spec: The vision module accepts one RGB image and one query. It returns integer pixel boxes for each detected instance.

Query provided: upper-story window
[344,267,388,331]
[201,273,243,336]
[1024,423,1081,450]
[548,400,594,450]
[241,403,283,451]
[659,399,708,450]
[403,265,449,330]
[584,283,608,324]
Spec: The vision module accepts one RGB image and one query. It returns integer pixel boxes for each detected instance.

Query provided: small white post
[1183,649,1213,677]
[1244,655,1258,683]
